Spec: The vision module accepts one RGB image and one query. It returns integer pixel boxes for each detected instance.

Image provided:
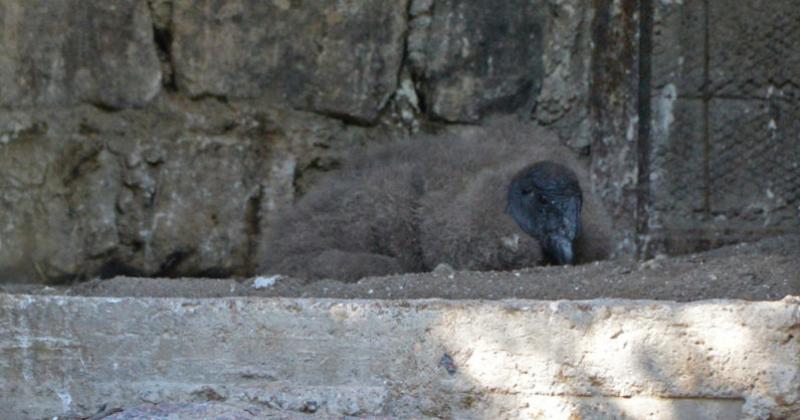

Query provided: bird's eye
[537,194,548,205]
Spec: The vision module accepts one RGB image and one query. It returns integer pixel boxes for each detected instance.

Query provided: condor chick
[260,117,612,281]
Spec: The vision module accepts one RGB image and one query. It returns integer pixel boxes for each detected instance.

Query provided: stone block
[408,0,546,122]
[171,0,408,123]
[113,134,273,278]
[0,121,121,281]
[0,101,361,282]
[1,295,797,418]
[534,0,594,149]
[0,0,161,109]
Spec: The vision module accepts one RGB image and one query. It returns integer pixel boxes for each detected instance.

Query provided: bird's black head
[507,161,583,265]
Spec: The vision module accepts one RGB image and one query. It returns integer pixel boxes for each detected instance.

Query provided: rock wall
[0,0,595,282]
[0,99,373,281]
[1,0,797,282]
[2,294,798,418]
[0,1,161,109]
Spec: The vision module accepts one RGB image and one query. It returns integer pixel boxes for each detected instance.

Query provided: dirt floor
[3,235,798,301]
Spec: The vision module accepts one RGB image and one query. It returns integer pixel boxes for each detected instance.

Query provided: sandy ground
[3,235,798,302]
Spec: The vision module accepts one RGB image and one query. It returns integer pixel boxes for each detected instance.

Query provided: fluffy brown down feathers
[259,117,612,281]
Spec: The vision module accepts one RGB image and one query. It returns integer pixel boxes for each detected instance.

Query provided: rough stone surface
[170,0,408,123]
[589,0,640,256]
[101,402,284,419]
[534,0,594,150]
[408,0,546,122]
[2,294,798,419]
[0,98,392,282]
[0,0,162,109]
[67,398,753,419]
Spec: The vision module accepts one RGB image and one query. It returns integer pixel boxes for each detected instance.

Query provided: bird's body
[260,117,612,281]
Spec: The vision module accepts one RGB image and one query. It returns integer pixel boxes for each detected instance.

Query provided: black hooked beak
[543,197,581,265]
[546,235,574,265]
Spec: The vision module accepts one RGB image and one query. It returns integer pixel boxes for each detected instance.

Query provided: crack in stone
[147,0,177,91]
[244,186,264,276]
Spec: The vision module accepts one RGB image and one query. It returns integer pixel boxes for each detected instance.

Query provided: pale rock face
[0,0,161,109]
[0,102,373,282]
[170,0,409,123]
[408,0,546,122]
[1,294,797,418]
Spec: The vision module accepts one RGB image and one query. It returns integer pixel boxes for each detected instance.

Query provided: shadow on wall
[426,301,797,418]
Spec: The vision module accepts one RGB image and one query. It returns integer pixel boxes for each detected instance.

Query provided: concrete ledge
[1,294,798,418]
